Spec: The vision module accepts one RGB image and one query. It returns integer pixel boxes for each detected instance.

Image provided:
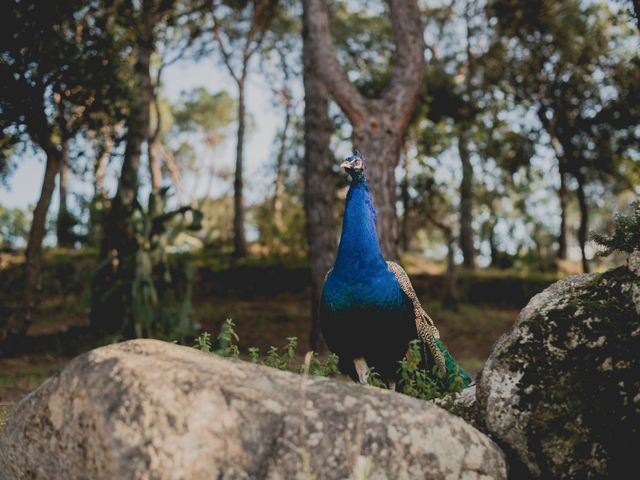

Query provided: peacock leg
[353,357,369,385]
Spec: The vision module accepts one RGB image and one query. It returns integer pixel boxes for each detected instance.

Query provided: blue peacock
[320,149,471,389]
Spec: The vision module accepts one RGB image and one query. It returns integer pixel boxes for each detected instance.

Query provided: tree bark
[94,128,113,197]
[575,171,589,273]
[93,19,153,334]
[56,142,73,248]
[10,148,61,342]
[442,229,459,310]
[273,102,291,235]
[233,77,248,257]
[558,165,569,260]
[303,9,337,352]
[458,129,475,269]
[400,152,411,252]
[304,0,425,260]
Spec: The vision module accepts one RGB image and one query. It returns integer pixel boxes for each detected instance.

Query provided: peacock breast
[322,267,407,313]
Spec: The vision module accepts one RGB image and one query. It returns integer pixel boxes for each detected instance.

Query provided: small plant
[396,340,467,402]
[592,200,640,256]
[193,331,212,353]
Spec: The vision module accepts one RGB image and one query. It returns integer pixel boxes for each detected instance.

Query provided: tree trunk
[273,103,291,235]
[304,0,425,261]
[148,139,162,191]
[400,152,410,252]
[7,148,61,342]
[303,12,337,353]
[148,80,162,191]
[56,142,73,248]
[93,28,152,334]
[233,78,248,257]
[575,171,589,273]
[94,128,113,197]
[351,114,404,259]
[558,164,569,260]
[458,129,475,269]
[442,229,459,310]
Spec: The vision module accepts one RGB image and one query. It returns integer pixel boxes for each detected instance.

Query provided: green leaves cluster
[592,201,640,256]
[394,340,467,402]
[92,187,203,340]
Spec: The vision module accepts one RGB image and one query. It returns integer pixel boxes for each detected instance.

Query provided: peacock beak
[341,160,353,170]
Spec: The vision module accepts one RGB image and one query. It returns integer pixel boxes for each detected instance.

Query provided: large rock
[0,339,506,480]
[477,257,640,479]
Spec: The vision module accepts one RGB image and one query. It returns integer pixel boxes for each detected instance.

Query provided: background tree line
[1,0,638,350]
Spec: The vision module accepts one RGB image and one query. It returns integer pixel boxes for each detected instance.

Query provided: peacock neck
[333,178,387,276]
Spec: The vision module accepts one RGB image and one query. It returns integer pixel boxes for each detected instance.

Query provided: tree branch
[381,0,426,130]
[303,0,368,128]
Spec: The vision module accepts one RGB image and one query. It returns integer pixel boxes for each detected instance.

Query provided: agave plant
[91,187,202,341]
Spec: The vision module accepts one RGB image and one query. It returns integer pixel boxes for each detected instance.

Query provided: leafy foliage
[91,187,202,340]
[592,201,640,256]
[395,340,467,402]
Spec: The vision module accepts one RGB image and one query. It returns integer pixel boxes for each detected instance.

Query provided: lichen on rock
[477,261,640,479]
[0,339,507,480]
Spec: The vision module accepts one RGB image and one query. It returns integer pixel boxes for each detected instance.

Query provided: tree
[487,0,640,272]
[303,0,425,259]
[302,1,337,351]
[0,0,128,341]
[208,0,280,257]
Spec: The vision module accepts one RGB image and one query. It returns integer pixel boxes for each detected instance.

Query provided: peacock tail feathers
[434,337,472,387]
[387,261,470,386]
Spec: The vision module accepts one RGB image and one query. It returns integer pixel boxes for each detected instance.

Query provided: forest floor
[0,291,519,402]
[0,250,549,404]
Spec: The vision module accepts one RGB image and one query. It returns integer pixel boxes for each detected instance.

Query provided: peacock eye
[354,159,362,168]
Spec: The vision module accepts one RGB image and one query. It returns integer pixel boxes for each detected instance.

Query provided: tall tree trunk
[94,128,113,197]
[273,104,291,235]
[575,171,590,273]
[303,11,337,353]
[56,142,73,248]
[458,129,475,268]
[233,78,248,257]
[148,139,162,191]
[400,152,410,252]
[351,114,405,259]
[6,148,61,342]
[93,30,152,334]
[304,0,425,261]
[148,77,162,191]
[558,164,569,260]
[442,229,459,310]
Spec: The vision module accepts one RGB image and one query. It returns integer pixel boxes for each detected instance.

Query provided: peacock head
[340,149,366,181]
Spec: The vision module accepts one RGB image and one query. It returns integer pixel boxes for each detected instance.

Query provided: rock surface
[0,339,506,480]
[477,261,640,479]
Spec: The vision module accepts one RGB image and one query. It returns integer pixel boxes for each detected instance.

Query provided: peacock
[319,149,470,389]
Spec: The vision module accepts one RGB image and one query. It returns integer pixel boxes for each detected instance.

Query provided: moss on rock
[478,262,640,479]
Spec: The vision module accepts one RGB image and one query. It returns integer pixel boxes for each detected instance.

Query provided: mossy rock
[477,254,640,479]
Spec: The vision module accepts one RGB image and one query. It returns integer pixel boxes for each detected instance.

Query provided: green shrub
[592,200,640,256]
